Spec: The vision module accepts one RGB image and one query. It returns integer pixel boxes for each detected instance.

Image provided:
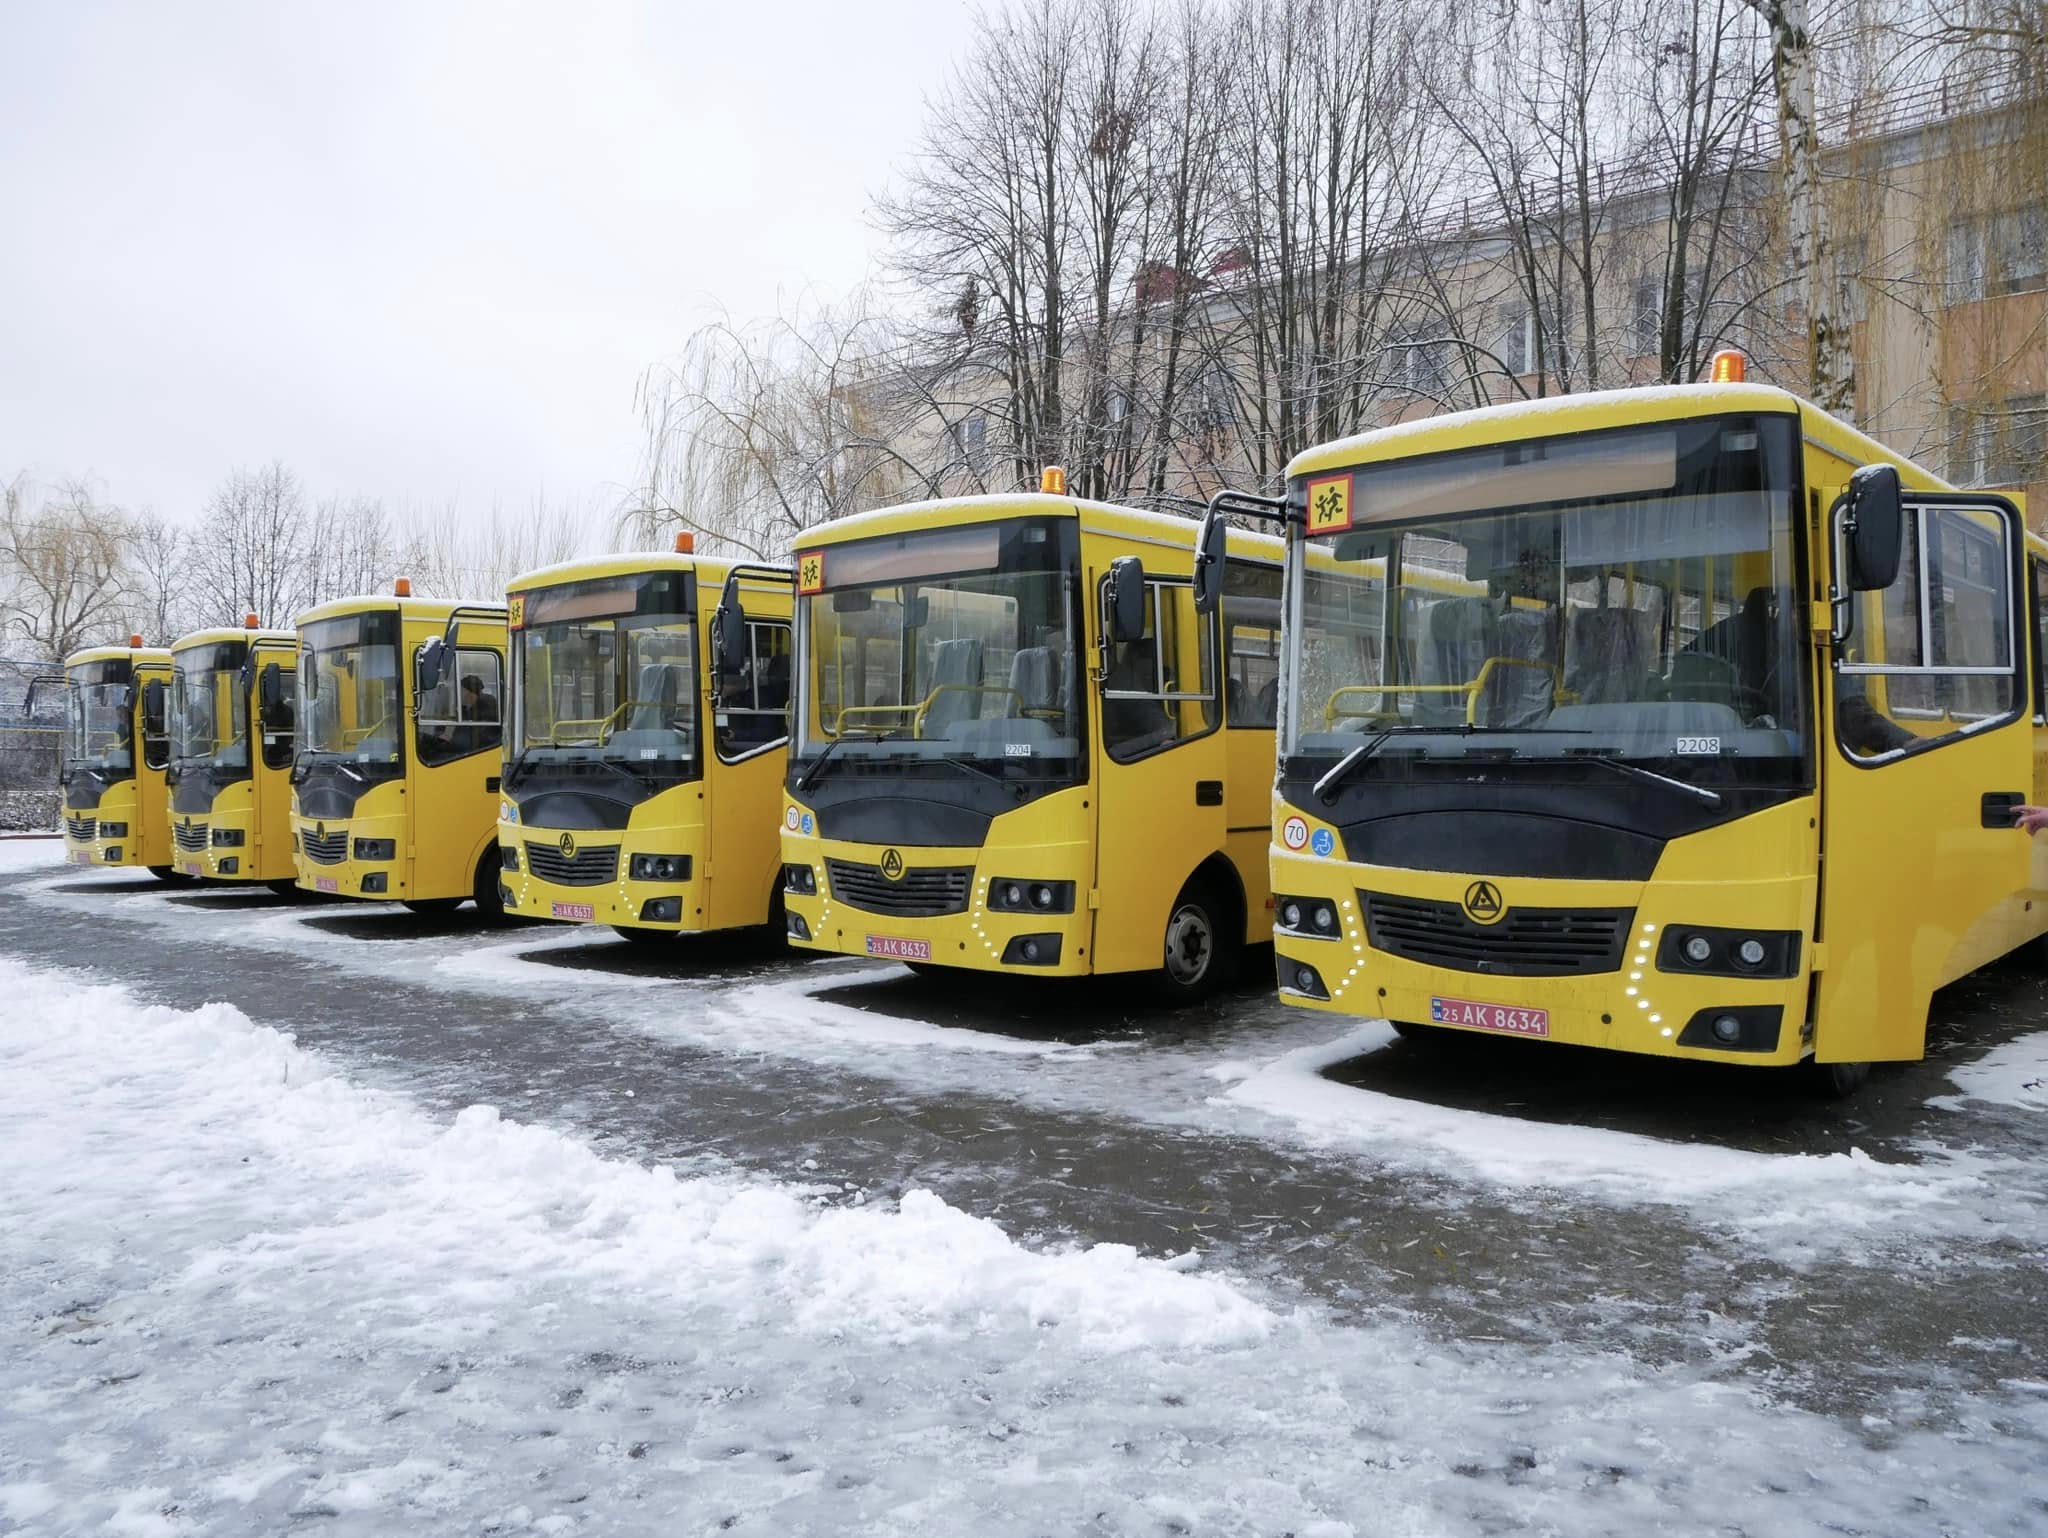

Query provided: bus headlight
[210,827,245,847]
[353,838,396,861]
[989,879,1075,914]
[97,821,129,838]
[1274,893,1339,938]
[629,853,691,882]
[500,844,520,872]
[1657,927,1800,978]
[782,863,817,895]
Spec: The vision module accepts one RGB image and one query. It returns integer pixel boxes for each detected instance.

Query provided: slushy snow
[3,956,2044,1535]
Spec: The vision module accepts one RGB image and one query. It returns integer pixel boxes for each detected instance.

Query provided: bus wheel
[1156,878,1235,1003]
[1807,1059,1871,1099]
[470,851,508,923]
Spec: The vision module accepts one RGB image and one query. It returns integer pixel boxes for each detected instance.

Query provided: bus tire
[470,850,508,923]
[1807,1059,1870,1098]
[1155,876,1236,1003]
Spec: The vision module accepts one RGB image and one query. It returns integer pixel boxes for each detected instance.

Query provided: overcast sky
[0,0,973,526]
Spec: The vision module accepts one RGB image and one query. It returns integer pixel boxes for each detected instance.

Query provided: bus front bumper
[499,822,702,932]
[1271,850,1812,1066]
[292,812,408,900]
[779,836,1094,977]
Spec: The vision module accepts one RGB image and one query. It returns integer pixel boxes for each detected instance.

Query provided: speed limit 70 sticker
[1281,816,1309,851]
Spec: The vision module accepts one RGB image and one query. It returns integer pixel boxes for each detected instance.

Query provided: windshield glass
[1287,414,1805,773]
[512,571,698,777]
[298,611,403,767]
[66,660,133,774]
[171,642,250,775]
[792,517,1082,785]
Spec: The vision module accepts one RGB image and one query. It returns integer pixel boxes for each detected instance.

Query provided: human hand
[2013,805,2048,835]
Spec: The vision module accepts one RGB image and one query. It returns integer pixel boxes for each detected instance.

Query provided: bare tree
[190,462,313,628]
[0,474,137,657]
[122,512,197,645]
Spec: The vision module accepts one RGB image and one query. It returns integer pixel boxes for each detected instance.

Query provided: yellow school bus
[290,584,510,914]
[56,637,176,876]
[780,479,1282,998]
[497,543,793,943]
[166,619,300,889]
[1255,360,2039,1092]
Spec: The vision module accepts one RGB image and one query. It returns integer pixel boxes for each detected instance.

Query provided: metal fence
[0,656,64,831]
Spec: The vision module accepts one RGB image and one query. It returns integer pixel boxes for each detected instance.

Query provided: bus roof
[1284,381,1951,488]
[292,594,508,628]
[170,627,297,652]
[64,644,172,669]
[506,550,781,594]
[793,491,1284,563]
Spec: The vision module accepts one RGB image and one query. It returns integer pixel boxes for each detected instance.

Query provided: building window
[1947,206,2047,303]
[1496,305,1534,377]
[1387,330,1451,397]
[1950,396,2048,487]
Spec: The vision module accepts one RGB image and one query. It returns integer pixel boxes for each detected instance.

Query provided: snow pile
[1941,1031,2048,1112]
[5,958,2047,1536]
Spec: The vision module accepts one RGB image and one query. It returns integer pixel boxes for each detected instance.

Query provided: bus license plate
[182,860,204,876]
[866,935,932,961]
[70,851,90,865]
[315,876,339,894]
[552,902,594,922]
[1431,995,1550,1037]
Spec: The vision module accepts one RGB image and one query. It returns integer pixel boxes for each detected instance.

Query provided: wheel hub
[1164,903,1213,985]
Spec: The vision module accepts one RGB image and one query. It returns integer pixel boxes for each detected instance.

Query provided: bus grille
[525,841,620,886]
[300,828,349,865]
[66,815,95,842]
[826,859,973,918]
[175,821,210,852]
[1362,891,1633,977]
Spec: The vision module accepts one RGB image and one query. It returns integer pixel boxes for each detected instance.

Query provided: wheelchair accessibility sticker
[1310,827,1336,857]
[801,812,813,835]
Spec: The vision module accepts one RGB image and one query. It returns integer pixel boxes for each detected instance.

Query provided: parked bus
[56,636,176,876]
[291,583,509,914]
[1246,355,2039,1091]
[497,540,792,943]
[780,476,1282,998]
[166,617,299,889]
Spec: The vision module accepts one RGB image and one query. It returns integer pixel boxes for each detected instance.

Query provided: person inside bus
[460,673,498,724]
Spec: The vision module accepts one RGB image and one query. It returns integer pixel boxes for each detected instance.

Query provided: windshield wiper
[1313,728,1441,803]
[796,731,884,793]
[1566,751,1723,807]
[933,753,1027,800]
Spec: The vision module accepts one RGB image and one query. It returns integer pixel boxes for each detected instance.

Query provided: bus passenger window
[1222,560,1282,728]
[1838,505,2016,759]
[1102,580,1216,761]
[418,648,503,766]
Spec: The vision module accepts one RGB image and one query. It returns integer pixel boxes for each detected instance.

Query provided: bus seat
[756,651,790,712]
[1565,607,1651,704]
[1253,676,1279,727]
[922,637,983,736]
[1103,638,1174,757]
[1481,607,1558,727]
[1009,646,1057,714]
[629,663,682,730]
[1415,597,1494,724]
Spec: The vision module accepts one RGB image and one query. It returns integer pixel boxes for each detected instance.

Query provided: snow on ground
[1941,1030,2048,1112]
[18,865,2048,1261]
[0,834,61,874]
[3,956,2043,1536]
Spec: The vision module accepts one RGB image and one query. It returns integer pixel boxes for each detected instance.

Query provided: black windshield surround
[64,658,137,802]
[293,610,405,805]
[170,640,253,810]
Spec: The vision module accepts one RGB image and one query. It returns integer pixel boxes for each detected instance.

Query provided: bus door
[1816,488,2031,1061]
[1091,563,1225,974]
[413,620,506,882]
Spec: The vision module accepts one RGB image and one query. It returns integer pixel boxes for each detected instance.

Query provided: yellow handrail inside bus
[1325,657,1567,726]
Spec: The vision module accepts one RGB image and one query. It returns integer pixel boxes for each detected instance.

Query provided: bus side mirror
[712,574,749,680]
[1105,557,1148,644]
[141,679,166,735]
[416,636,449,696]
[301,653,319,701]
[1191,511,1227,616]
[1842,464,1905,592]
[259,662,284,714]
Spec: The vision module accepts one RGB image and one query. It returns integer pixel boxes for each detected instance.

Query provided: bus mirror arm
[1105,557,1148,644]
[712,572,749,680]
[1825,466,1906,646]
[258,662,284,714]
[416,636,449,696]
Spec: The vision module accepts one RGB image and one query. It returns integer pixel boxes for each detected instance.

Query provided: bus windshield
[792,517,1082,787]
[512,571,698,781]
[1288,414,1806,778]
[298,611,404,771]
[66,660,134,776]
[171,642,250,777]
